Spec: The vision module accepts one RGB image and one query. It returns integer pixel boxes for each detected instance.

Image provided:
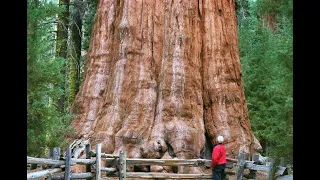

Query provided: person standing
[211,134,227,180]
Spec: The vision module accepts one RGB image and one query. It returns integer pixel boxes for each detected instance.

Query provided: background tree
[27,0,73,157]
[56,0,70,113]
[66,0,98,107]
[238,0,293,162]
[27,0,98,158]
[236,0,250,25]
[82,0,98,54]
[68,0,84,106]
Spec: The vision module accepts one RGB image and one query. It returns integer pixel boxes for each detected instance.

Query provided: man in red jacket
[211,134,226,180]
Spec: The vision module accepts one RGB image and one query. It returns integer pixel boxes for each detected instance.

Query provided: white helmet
[217,135,224,143]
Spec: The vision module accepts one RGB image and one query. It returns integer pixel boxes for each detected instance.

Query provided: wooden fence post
[46,147,60,180]
[95,144,101,180]
[30,155,38,170]
[45,149,52,180]
[65,147,71,180]
[46,174,52,180]
[52,147,61,168]
[86,144,92,179]
[47,149,51,158]
[235,152,247,180]
[267,157,278,180]
[119,151,127,180]
[280,157,286,167]
[248,154,259,180]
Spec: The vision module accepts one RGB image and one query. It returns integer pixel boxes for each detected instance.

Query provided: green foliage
[68,0,98,88]
[82,0,98,51]
[238,0,292,161]
[256,0,292,23]
[236,0,250,24]
[27,0,73,157]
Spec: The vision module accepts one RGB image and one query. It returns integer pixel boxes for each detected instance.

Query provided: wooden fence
[27,143,291,180]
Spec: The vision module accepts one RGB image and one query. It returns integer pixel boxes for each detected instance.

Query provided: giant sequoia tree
[69,0,262,174]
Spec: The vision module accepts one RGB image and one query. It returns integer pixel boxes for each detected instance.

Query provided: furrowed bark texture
[70,0,261,174]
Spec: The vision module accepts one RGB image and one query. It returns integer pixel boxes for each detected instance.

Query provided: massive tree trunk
[70,0,261,174]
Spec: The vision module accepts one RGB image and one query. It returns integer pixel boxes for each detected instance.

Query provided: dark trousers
[212,164,226,180]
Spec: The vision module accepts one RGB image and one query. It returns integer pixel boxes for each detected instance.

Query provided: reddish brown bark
[262,13,277,31]
[70,0,261,174]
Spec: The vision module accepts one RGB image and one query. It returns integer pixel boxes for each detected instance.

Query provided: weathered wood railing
[27,144,99,180]
[109,152,288,179]
[27,143,290,180]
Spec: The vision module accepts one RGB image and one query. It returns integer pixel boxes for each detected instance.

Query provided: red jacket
[211,144,226,168]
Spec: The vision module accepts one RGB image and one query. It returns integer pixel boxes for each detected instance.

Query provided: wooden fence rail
[27,156,95,165]
[27,168,62,179]
[27,144,96,180]
[27,143,291,180]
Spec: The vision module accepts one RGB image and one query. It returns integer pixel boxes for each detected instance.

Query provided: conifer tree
[238,0,292,161]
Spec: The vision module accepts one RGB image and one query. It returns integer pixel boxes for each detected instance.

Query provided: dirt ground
[203,167,268,180]
[27,166,270,180]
